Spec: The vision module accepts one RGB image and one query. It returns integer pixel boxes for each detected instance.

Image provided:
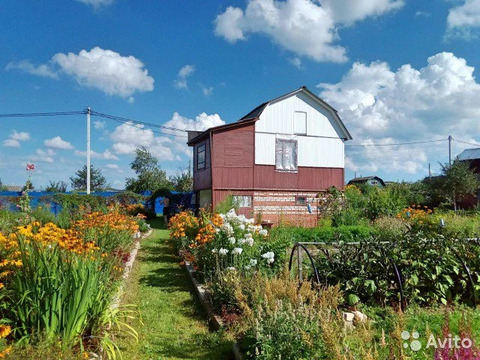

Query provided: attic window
[197,143,206,170]
[294,111,307,135]
[275,139,297,171]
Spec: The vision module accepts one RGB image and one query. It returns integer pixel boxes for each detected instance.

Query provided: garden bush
[0,208,141,356]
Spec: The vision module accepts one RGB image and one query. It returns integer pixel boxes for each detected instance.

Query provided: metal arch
[288,243,321,285]
[391,261,405,311]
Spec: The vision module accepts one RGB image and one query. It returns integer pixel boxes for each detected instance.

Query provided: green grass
[116,217,234,360]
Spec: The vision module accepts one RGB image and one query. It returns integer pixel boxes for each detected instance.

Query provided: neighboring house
[5,185,22,192]
[187,86,352,227]
[348,176,386,188]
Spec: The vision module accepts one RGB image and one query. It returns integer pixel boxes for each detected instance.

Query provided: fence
[0,191,166,215]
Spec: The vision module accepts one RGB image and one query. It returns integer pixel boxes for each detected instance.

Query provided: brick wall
[253,191,320,227]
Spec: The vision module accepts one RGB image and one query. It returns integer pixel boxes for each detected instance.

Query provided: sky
[1,0,480,189]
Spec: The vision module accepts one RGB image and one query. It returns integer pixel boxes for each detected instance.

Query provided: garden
[169,182,480,360]
[0,191,150,359]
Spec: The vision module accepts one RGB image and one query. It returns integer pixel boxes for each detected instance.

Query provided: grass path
[117,218,234,360]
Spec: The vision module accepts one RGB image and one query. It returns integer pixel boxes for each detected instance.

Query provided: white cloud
[44,136,74,150]
[10,131,30,141]
[201,85,214,96]
[94,120,106,129]
[5,60,58,79]
[214,0,403,63]
[289,57,302,68]
[52,47,154,99]
[447,0,480,37]
[32,149,56,163]
[2,139,20,148]
[318,52,480,176]
[174,65,195,89]
[110,112,225,160]
[74,149,119,160]
[7,47,154,100]
[75,0,115,8]
[105,163,119,169]
[2,130,30,148]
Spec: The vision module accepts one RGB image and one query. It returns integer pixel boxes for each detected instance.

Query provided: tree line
[0,147,193,194]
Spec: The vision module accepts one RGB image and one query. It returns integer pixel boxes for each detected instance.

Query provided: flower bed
[0,207,145,358]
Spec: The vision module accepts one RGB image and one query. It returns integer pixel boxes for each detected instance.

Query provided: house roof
[457,148,480,161]
[348,176,386,187]
[188,86,352,145]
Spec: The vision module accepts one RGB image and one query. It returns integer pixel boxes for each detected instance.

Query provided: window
[294,111,307,135]
[233,195,252,208]
[275,139,297,171]
[196,143,206,170]
[295,196,307,205]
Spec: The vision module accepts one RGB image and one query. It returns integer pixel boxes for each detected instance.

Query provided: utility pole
[448,135,452,166]
[87,107,91,194]
[428,163,431,179]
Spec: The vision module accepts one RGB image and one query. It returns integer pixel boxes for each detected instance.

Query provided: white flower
[219,248,229,256]
[239,224,245,231]
[245,233,253,239]
[250,259,257,267]
[238,238,247,245]
[244,265,251,270]
[259,229,268,236]
[246,238,254,246]
[211,249,217,254]
[228,237,236,245]
[226,266,236,271]
[261,252,275,264]
[232,247,243,255]
[221,222,234,236]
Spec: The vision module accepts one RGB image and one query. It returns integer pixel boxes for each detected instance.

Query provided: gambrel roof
[188,86,352,145]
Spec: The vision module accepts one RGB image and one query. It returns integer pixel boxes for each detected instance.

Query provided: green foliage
[125,147,171,193]
[441,161,479,210]
[22,179,34,192]
[214,195,238,214]
[270,224,376,244]
[45,180,68,193]
[314,225,480,307]
[5,236,115,345]
[0,178,7,191]
[169,166,193,192]
[70,165,108,191]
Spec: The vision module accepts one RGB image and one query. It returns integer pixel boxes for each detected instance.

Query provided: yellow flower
[0,346,12,358]
[0,325,12,339]
[0,283,4,290]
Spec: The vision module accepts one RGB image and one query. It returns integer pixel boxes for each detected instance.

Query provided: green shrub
[269,225,376,244]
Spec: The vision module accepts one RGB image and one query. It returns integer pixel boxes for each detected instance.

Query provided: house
[348,176,386,188]
[187,86,352,227]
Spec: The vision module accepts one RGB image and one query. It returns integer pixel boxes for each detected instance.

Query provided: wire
[103,116,188,138]
[345,138,447,147]
[452,138,480,148]
[90,111,187,133]
[0,111,86,118]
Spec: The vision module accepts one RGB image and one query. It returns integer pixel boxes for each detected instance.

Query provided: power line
[90,110,187,133]
[0,110,86,118]
[452,138,480,148]
[345,138,447,147]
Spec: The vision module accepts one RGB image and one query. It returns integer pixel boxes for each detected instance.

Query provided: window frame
[293,111,307,136]
[233,195,253,208]
[196,143,206,170]
[275,138,298,172]
[295,196,308,205]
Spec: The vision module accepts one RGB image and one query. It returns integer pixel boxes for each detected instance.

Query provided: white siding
[255,91,345,168]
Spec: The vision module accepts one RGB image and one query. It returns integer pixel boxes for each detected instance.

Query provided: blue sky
[1,0,480,189]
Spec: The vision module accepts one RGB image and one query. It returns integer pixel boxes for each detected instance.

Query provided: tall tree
[45,180,68,193]
[22,179,34,192]
[169,163,193,192]
[70,165,107,191]
[125,147,171,193]
[441,161,479,211]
